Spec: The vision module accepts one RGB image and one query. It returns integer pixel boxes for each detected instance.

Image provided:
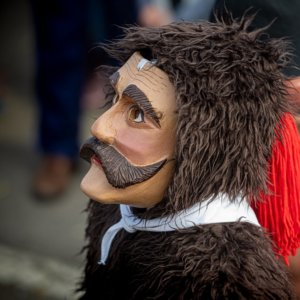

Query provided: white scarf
[99,194,260,265]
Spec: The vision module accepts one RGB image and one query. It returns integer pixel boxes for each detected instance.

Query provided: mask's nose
[90,107,116,145]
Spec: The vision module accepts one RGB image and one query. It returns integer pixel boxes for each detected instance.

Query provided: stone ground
[0,1,96,299]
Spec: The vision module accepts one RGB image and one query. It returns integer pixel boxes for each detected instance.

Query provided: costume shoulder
[124,222,294,299]
[78,202,294,299]
[78,201,120,298]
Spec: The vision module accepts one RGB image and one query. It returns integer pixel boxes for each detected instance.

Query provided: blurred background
[0,0,299,299]
[0,0,145,298]
[0,1,89,299]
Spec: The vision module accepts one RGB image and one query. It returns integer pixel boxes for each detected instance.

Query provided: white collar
[99,194,260,265]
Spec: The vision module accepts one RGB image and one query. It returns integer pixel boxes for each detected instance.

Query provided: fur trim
[78,202,294,299]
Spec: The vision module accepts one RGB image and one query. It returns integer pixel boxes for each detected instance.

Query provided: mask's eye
[128,105,145,123]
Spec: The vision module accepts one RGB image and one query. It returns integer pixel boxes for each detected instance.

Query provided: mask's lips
[80,140,104,168]
[80,143,97,163]
[79,137,167,188]
[91,154,102,166]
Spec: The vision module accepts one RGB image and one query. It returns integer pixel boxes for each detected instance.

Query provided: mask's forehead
[116,52,174,96]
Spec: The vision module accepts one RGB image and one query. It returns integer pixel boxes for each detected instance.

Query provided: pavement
[0,1,94,299]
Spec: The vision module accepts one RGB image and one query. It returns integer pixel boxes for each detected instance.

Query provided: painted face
[80,52,177,207]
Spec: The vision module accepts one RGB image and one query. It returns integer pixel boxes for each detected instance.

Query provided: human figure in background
[137,0,216,26]
[31,0,87,200]
[31,0,138,200]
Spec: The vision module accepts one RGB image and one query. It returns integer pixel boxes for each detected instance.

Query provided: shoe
[32,155,75,201]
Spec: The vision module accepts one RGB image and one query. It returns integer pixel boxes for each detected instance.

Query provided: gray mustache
[80,137,167,188]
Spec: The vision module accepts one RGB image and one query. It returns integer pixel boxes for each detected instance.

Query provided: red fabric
[252,113,300,264]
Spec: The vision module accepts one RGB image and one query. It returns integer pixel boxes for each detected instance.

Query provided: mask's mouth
[91,154,102,167]
[80,137,167,188]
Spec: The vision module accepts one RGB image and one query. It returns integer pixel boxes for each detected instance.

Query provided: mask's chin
[80,160,175,208]
[80,163,119,204]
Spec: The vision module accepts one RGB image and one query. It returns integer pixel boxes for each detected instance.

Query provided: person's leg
[31,0,87,199]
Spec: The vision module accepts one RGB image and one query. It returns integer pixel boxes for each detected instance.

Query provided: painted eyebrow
[123,84,161,127]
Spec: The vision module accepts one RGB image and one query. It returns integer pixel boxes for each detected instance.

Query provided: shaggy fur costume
[79,202,293,300]
[78,16,296,299]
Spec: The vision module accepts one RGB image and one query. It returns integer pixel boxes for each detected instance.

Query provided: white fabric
[137,58,150,70]
[98,194,260,265]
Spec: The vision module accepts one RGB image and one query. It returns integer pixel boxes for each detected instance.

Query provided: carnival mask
[80,52,177,207]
